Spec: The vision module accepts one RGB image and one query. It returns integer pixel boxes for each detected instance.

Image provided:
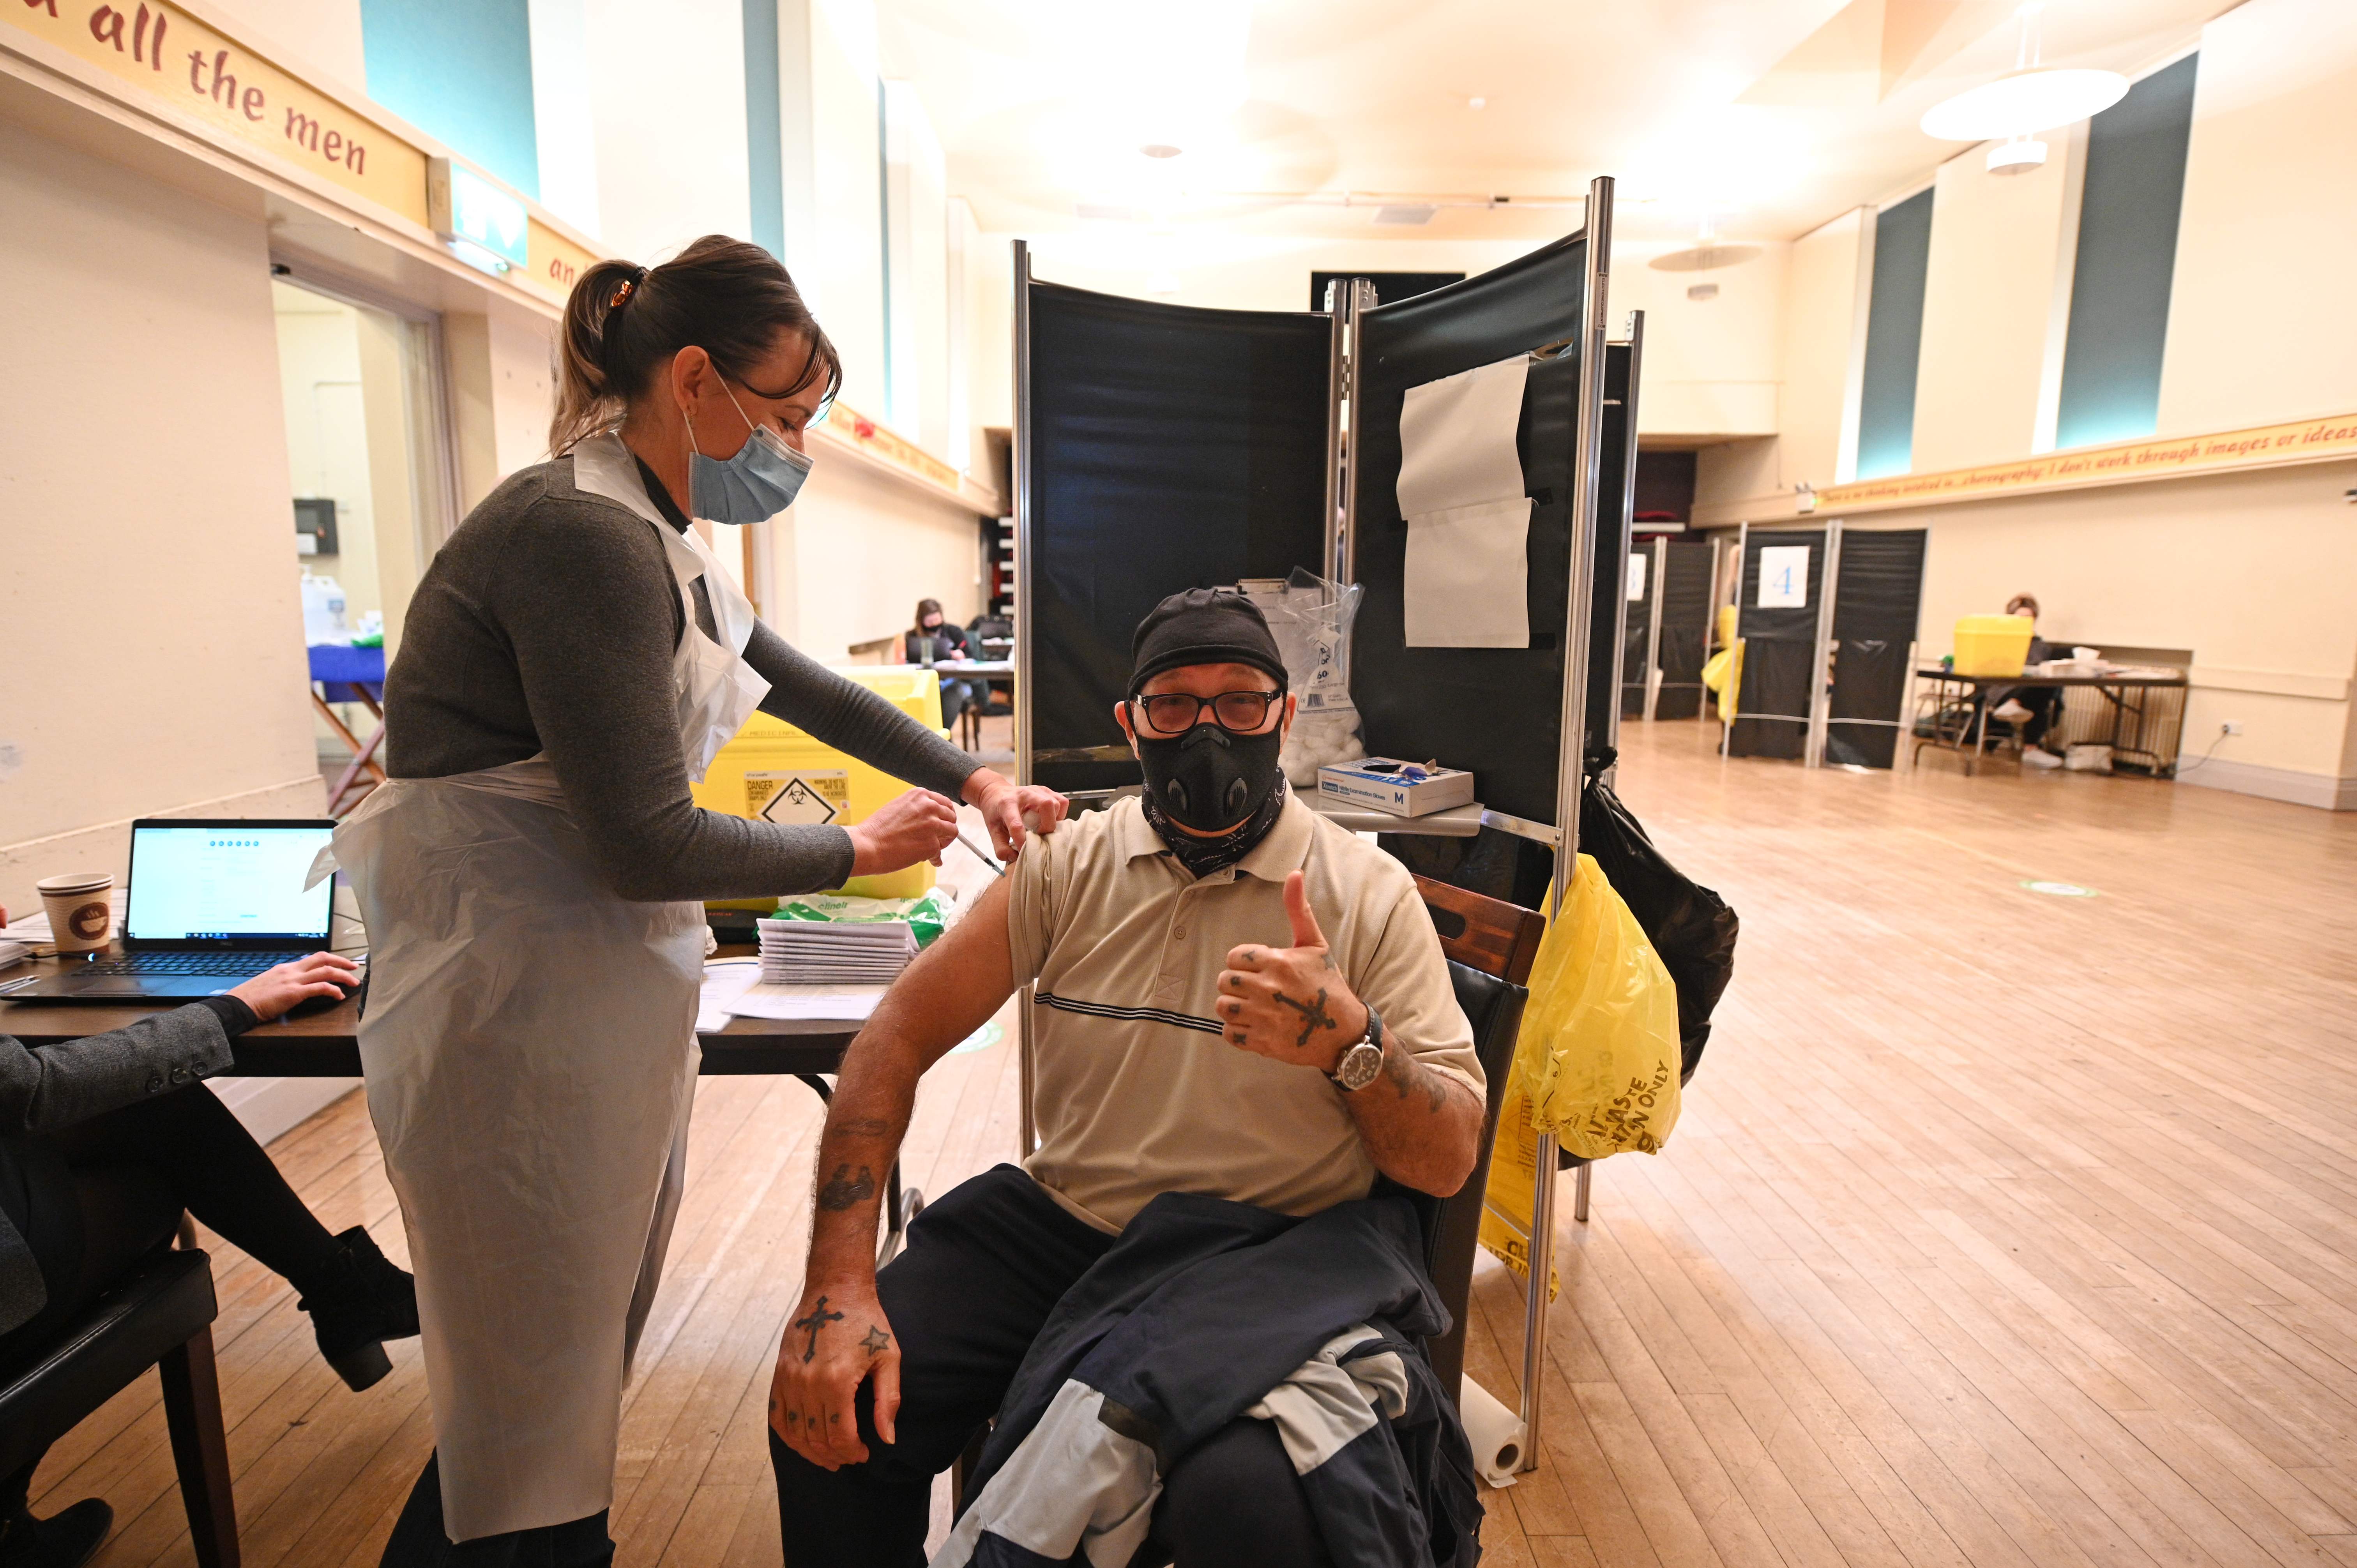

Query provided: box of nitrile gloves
[1316,759,1475,818]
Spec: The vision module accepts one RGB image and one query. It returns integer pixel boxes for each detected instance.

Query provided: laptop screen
[125,821,337,945]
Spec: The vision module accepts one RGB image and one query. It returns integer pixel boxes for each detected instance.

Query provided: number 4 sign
[1756,545,1810,609]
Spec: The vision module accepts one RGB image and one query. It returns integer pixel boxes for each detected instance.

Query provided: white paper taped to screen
[1397,356,1531,648]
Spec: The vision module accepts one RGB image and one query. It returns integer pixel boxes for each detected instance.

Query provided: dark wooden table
[0,952,923,1257]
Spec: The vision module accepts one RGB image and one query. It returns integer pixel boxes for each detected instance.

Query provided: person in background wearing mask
[0,954,413,1568]
[766,589,1484,1566]
[1989,592,2068,767]
[891,598,976,728]
[337,236,1066,1568]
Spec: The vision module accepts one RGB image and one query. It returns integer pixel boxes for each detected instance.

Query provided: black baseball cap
[1129,589,1288,696]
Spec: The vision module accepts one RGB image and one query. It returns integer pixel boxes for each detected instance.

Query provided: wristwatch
[1327,1006,1385,1093]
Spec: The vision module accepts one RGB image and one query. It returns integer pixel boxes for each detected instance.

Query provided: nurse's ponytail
[551,236,842,457]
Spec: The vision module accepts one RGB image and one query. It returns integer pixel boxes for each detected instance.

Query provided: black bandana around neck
[1139,779,1289,880]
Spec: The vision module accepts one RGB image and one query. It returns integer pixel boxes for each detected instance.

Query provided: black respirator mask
[1133,716,1285,834]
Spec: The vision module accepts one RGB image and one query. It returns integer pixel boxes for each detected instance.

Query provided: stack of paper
[756,918,917,985]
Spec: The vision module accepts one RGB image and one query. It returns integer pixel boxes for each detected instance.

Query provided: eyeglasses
[1130,689,1283,736]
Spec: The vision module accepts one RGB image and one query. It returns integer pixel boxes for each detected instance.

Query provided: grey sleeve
[494,504,859,901]
[744,623,981,801]
[0,1007,235,1136]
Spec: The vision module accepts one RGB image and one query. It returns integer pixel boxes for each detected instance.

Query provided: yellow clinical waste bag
[691,667,952,903]
[1479,855,1683,1284]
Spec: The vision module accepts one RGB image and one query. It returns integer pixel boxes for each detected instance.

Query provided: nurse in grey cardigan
[0,952,417,1567]
[338,235,1067,1568]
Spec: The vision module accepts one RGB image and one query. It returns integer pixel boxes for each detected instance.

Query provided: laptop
[2,819,344,1002]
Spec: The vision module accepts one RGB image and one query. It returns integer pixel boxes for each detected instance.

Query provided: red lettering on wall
[241,83,263,120]
[323,128,341,162]
[23,0,59,19]
[88,5,124,49]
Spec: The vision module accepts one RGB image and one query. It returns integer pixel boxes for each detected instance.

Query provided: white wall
[1779,207,1870,491]
[583,0,752,265]
[770,458,983,660]
[0,131,324,918]
[883,81,952,458]
[2157,0,2357,435]
[1910,140,2079,472]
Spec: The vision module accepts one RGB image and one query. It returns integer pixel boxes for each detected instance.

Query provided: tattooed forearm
[815,1163,877,1211]
[1272,987,1339,1047]
[1382,1040,1465,1115]
[832,1116,895,1138]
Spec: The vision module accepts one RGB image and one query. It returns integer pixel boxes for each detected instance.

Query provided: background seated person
[891,598,976,729]
[1989,592,2068,767]
[767,588,1483,1568]
[0,954,417,1568]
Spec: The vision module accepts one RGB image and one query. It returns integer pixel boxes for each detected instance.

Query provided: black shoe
[0,1497,112,1568]
[294,1226,419,1392]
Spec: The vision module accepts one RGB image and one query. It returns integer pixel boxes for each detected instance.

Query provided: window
[2055,53,2199,449]
[1854,189,1934,480]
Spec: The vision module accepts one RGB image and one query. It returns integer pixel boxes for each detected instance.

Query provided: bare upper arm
[863,874,1021,1077]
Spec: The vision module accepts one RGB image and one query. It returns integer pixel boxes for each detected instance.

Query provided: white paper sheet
[1396,356,1528,517]
[1756,545,1811,608]
[724,982,888,1021]
[698,960,761,1033]
[1403,497,1532,648]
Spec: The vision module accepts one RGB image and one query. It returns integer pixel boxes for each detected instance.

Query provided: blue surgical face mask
[683,383,814,524]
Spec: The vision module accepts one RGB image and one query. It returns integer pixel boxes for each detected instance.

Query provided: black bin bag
[1576,768,1737,1087]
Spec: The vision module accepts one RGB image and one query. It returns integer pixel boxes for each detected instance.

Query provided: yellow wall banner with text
[1822,412,2357,513]
[822,403,965,494]
[5,0,429,224]
[523,218,599,307]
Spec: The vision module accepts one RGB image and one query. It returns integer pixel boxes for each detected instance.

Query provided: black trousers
[379,1453,613,1568]
[769,1165,1332,1568]
[0,1084,344,1515]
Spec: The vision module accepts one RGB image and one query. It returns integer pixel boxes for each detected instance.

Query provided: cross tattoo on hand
[1272,987,1337,1048]
[793,1296,845,1363]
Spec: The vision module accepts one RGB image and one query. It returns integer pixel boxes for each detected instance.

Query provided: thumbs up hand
[1216,870,1372,1074]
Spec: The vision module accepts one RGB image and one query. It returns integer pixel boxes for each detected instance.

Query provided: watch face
[1338,1041,1384,1091]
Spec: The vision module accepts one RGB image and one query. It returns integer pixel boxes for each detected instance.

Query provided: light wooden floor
[42,719,2357,1566]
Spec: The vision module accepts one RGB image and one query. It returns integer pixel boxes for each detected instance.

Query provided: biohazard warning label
[747,770,848,826]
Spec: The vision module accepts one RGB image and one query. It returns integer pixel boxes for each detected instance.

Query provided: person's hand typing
[846,789,960,877]
[963,772,1069,861]
[227,952,362,1021]
[769,1275,900,1469]
[1214,871,1369,1074]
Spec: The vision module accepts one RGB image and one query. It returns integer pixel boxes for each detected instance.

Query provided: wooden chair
[1404,875,1541,1399]
[0,1244,239,1566]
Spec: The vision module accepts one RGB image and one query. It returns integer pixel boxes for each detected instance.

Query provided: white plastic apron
[335,433,769,1540]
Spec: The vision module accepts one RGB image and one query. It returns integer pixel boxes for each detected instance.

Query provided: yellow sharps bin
[692,667,949,905]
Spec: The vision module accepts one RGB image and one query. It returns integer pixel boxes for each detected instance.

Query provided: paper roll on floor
[1458,1375,1527,1487]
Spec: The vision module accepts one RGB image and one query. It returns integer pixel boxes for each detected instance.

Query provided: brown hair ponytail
[549,235,842,456]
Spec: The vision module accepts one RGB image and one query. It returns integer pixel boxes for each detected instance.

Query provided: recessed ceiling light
[1139,143,1183,160]
[1687,283,1719,301]
[1468,96,1486,110]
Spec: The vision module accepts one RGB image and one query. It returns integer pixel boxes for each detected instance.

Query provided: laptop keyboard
[76,952,310,977]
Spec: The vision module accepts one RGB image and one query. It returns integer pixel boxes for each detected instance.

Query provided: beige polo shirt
[1005,792,1481,1233]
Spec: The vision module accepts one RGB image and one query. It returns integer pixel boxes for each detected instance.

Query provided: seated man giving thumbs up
[767,589,1486,1568]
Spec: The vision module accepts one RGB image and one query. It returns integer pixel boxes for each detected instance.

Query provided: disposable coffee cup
[37,872,114,956]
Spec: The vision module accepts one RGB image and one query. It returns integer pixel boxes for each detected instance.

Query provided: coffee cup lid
[37,872,112,894]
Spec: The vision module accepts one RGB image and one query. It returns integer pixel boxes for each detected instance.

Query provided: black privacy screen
[1026,282,1332,795]
[1350,235,1589,825]
[1825,528,1926,768]
[1729,530,1827,761]
[1653,540,1715,720]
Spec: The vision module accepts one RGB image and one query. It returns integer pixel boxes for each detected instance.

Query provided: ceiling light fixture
[1139,143,1183,160]
[1986,135,2049,175]
[1921,2,2127,143]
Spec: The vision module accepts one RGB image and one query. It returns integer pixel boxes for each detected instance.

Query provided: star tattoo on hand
[1272,987,1338,1047]
[860,1326,891,1356]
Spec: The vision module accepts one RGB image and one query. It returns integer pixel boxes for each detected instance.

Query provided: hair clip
[609,278,637,310]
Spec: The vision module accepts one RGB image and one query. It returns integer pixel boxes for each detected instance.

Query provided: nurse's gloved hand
[964,771,1069,860]
[846,789,959,876]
